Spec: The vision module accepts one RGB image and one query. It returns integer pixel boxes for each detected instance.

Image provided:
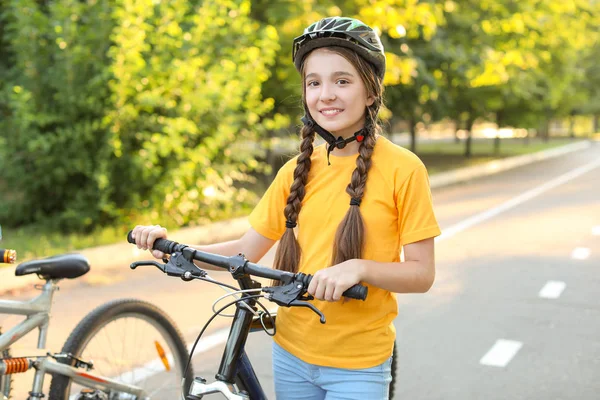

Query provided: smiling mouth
[320,109,344,116]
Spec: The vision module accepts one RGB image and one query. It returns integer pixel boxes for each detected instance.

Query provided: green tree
[0,0,285,231]
[430,0,599,154]
[580,43,600,132]
[355,0,445,153]
[106,0,283,226]
[0,0,114,230]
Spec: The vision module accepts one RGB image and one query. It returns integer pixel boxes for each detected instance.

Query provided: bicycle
[125,231,398,399]
[0,244,193,399]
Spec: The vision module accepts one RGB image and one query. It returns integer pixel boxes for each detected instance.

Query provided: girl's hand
[131,225,168,259]
[307,259,365,302]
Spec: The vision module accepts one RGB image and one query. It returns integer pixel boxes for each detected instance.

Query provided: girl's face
[304,48,374,139]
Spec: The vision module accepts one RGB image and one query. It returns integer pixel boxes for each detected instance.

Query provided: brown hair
[273,46,384,275]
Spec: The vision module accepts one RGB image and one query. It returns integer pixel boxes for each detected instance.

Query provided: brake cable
[181,293,276,396]
[211,287,263,317]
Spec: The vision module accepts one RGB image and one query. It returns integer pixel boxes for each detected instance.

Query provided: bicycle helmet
[292,17,386,80]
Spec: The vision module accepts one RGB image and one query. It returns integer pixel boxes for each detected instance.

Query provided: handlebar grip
[152,238,179,255]
[127,230,136,244]
[342,284,368,300]
[1,249,17,264]
[126,230,181,255]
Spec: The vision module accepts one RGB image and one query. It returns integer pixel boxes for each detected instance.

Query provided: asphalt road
[1,142,599,399]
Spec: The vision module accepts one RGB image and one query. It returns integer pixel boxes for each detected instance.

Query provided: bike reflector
[155,341,171,371]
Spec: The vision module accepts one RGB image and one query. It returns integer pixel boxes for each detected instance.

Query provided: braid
[330,112,379,265]
[272,124,315,274]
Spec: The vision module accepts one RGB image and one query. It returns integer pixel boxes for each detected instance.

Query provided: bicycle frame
[0,280,146,399]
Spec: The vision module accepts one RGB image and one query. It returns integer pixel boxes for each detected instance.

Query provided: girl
[133,16,441,400]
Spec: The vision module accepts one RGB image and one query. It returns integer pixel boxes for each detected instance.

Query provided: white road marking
[437,157,600,242]
[437,158,600,372]
[480,339,523,367]
[571,247,591,260]
[538,281,566,299]
[592,226,600,236]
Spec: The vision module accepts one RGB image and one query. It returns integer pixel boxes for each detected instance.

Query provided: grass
[408,137,578,175]
[0,207,254,263]
[1,224,132,263]
[0,136,583,263]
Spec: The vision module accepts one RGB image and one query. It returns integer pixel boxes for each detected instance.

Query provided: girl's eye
[337,79,349,85]
[307,81,319,87]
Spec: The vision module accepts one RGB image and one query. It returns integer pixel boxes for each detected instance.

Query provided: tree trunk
[454,123,461,143]
[495,110,504,155]
[464,115,475,158]
[594,114,599,133]
[409,118,417,154]
[569,115,575,138]
[541,119,550,142]
[542,110,552,142]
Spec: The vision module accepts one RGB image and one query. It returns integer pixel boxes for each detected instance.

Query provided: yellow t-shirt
[248,135,441,369]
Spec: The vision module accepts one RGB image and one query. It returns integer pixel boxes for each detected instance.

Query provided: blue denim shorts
[272,341,393,400]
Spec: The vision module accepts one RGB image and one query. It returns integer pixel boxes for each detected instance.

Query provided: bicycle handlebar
[127,231,368,301]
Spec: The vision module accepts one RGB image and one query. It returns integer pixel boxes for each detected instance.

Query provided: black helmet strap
[301,115,367,166]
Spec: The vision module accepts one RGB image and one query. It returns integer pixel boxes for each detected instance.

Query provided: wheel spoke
[49,300,191,400]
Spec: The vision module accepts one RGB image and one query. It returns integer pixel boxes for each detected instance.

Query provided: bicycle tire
[48,298,193,399]
[0,329,11,400]
[389,341,398,399]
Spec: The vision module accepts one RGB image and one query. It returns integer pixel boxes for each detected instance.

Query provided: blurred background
[0,0,598,257]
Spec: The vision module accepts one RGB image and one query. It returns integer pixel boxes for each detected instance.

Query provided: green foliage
[0,0,284,231]
[106,0,282,227]
[0,0,114,231]
[365,0,600,151]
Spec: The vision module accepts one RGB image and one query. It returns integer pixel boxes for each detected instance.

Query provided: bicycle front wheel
[48,298,193,399]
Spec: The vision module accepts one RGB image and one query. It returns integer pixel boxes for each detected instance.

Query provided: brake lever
[130,252,207,282]
[263,284,325,323]
[289,300,326,324]
[130,260,166,273]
